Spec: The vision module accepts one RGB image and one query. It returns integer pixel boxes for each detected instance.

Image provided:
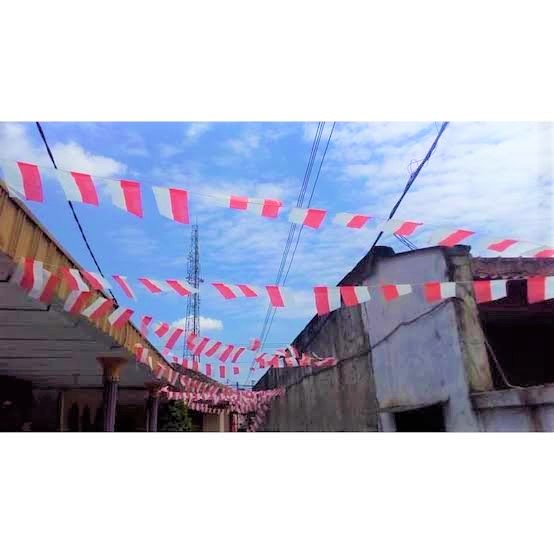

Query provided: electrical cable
[243,122,326,384]
[34,122,117,304]
[368,121,449,254]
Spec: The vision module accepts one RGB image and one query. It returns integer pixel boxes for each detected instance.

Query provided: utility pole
[183,224,201,363]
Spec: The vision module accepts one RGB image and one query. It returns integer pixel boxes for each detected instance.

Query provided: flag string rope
[1,156,553,256]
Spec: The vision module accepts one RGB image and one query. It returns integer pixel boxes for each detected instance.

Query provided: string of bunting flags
[2,158,554,257]
[10,258,554,342]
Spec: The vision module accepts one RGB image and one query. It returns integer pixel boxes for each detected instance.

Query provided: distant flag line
[2,157,554,257]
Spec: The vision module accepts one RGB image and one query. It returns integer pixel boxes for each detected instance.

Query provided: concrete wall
[256,250,380,432]
[202,411,229,432]
[472,385,554,431]
[362,247,486,431]
[255,246,495,432]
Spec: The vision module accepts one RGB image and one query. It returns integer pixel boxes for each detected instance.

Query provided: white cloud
[172,315,223,332]
[225,131,261,157]
[52,141,127,176]
[185,123,212,142]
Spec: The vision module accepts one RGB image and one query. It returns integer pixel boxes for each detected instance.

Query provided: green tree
[158,400,192,432]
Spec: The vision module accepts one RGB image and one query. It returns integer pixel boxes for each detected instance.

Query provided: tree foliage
[158,400,192,432]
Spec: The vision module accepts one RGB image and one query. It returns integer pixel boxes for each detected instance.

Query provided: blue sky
[1,122,552,385]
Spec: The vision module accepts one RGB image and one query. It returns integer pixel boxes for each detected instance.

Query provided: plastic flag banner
[1,161,43,202]
[473,280,507,303]
[105,179,143,217]
[154,322,170,337]
[60,268,90,292]
[249,338,261,351]
[56,170,99,205]
[166,279,198,296]
[112,275,136,300]
[81,270,110,292]
[381,284,413,302]
[430,228,475,247]
[81,297,114,320]
[332,212,371,229]
[314,286,341,315]
[423,281,457,303]
[527,276,554,304]
[339,285,371,307]
[140,315,153,335]
[63,291,91,314]
[378,219,423,236]
[9,258,44,292]
[288,207,327,229]
[108,306,134,328]
[152,186,189,224]
[138,278,168,294]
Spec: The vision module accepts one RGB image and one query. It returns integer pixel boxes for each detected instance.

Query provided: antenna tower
[183,224,201,362]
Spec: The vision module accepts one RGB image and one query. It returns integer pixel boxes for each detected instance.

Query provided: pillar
[58,390,65,432]
[145,386,161,432]
[97,357,127,432]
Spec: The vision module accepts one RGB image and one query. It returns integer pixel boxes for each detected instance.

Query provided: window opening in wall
[394,403,445,432]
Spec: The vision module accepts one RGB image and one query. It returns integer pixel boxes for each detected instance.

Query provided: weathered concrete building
[255,245,554,432]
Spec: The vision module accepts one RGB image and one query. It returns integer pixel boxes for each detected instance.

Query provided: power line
[243,122,326,384]
[34,122,117,304]
[369,121,449,252]
[261,123,336,348]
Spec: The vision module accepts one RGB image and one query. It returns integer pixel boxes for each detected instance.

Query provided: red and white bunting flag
[228,196,283,218]
[249,338,261,351]
[378,219,423,236]
[27,268,59,304]
[81,297,114,320]
[56,170,99,205]
[164,327,184,349]
[152,186,189,224]
[430,228,475,247]
[314,286,341,315]
[340,285,371,307]
[140,315,153,336]
[473,280,507,304]
[108,306,134,328]
[332,212,371,229]
[138,278,167,294]
[105,179,143,217]
[63,291,91,314]
[423,281,457,303]
[288,207,327,229]
[192,336,211,356]
[484,238,539,257]
[212,283,242,299]
[286,345,300,358]
[218,344,235,363]
[381,284,413,302]
[166,279,198,296]
[10,258,44,292]
[1,161,43,202]
[135,344,149,364]
[81,270,110,292]
[219,365,226,378]
[154,362,166,380]
[231,347,246,363]
[212,282,261,300]
[233,366,240,375]
[204,340,223,357]
[265,285,294,308]
[527,276,554,303]
[205,363,213,377]
[112,275,136,300]
[284,357,299,367]
[60,268,90,292]
[154,321,170,337]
